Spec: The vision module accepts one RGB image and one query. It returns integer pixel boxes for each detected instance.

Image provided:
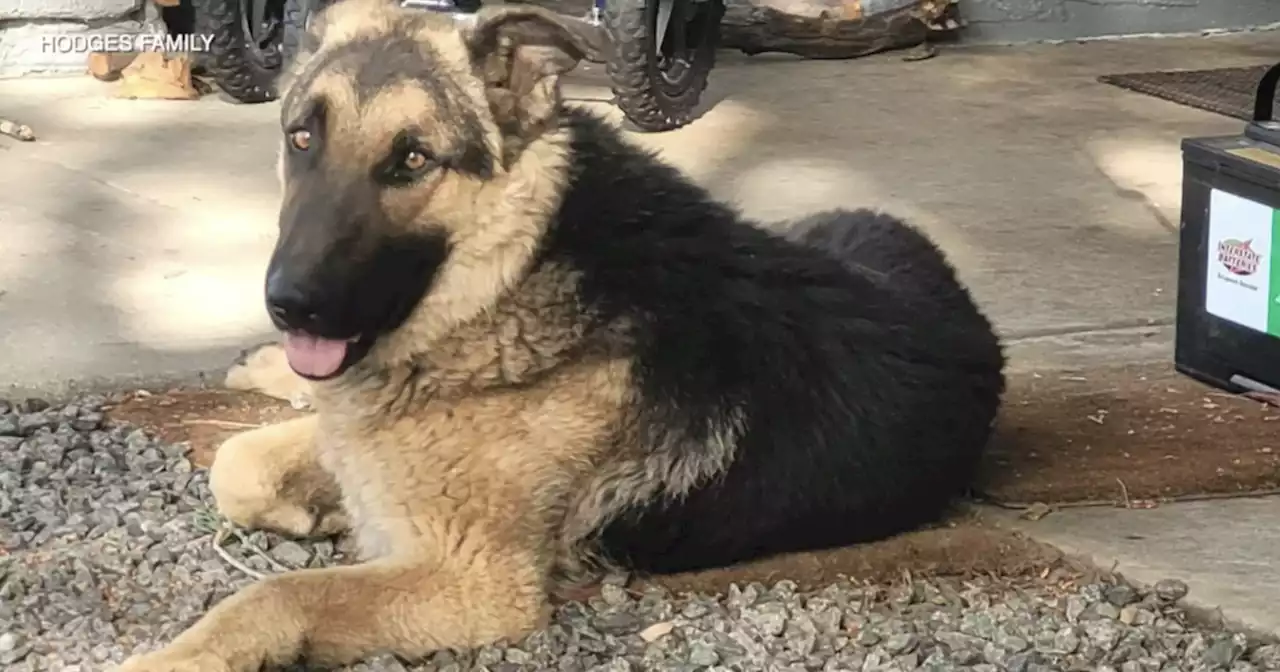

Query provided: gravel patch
[3,395,1278,672]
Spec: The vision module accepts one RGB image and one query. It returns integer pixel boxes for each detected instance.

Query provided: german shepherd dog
[118,0,1005,668]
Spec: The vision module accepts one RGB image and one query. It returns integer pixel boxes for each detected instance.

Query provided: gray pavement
[4,30,1280,642]
[991,498,1280,639]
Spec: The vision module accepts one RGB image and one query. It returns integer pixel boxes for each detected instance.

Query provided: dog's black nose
[265,273,323,331]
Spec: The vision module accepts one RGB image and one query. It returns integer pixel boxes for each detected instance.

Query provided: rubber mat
[976,362,1280,508]
[1098,65,1276,122]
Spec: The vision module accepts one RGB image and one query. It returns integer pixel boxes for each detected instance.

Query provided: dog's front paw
[208,416,343,538]
[117,647,232,672]
[225,341,313,406]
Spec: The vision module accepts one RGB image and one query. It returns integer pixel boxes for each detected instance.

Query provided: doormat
[1098,65,1275,122]
[976,361,1280,509]
[107,360,1280,515]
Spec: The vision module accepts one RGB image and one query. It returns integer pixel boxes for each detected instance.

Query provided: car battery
[1175,63,1280,395]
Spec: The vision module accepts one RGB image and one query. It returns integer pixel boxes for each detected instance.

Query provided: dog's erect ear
[465,5,606,145]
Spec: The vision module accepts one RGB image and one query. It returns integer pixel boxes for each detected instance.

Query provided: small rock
[0,632,29,664]
[1094,602,1121,620]
[1104,584,1139,607]
[960,612,999,639]
[688,642,720,666]
[270,541,313,568]
[1153,579,1189,603]
[1065,596,1087,624]
[741,603,787,637]
[70,412,103,432]
[0,632,25,652]
[681,601,709,619]
[995,632,1030,654]
[783,616,818,656]
[143,544,173,564]
[1050,628,1080,655]
[1004,651,1035,672]
[17,413,52,436]
[638,622,674,642]
[1118,605,1139,625]
[855,630,881,647]
[588,660,632,672]
[599,583,629,607]
[1083,619,1123,652]
[726,583,759,612]
[20,398,49,413]
[1251,644,1280,668]
[937,630,985,653]
[1201,634,1247,668]
[883,633,919,656]
[592,612,640,635]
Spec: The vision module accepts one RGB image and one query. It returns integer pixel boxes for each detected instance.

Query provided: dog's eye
[376,138,436,185]
[289,129,312,151]
[403,150,428,172]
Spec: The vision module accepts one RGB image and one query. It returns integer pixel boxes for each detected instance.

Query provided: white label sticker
[1204,188,1275,334]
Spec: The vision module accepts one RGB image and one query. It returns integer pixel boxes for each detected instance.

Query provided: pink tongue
[282,332,349,378]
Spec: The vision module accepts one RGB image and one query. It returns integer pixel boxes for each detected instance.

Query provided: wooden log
[115,52,201,100]
[719,0,963,60]
[87,51,140,81]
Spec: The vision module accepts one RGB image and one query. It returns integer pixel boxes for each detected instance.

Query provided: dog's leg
[209,415,348,537]
[224,341,314,408]
[116,555,547,672]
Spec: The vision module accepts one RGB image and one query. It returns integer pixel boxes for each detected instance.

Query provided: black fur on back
[540,109,1007,575]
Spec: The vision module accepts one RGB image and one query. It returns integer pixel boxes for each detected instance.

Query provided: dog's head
[265,0,603,381]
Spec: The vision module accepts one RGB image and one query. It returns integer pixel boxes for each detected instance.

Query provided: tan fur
[116,4,657,671]
[375,130,571,369]
[209,415,345,537]
[127,347,633,671]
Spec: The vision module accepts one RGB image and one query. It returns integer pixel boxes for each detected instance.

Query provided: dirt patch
[98,386,1088,594]
[638,511,1090,597]
[103,388,306,468]
[97,359,1280,592]
[978,361,1280,507]
[108,360,1280,509]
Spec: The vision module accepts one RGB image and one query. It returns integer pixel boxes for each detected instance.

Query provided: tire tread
[603,0,723,132]
[192,0,280,104]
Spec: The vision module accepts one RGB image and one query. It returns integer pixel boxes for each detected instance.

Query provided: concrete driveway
[0,32,1271,397]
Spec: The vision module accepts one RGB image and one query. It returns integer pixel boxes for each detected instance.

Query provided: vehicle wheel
[279,0,314,70]
[604,0,724,132]
[193,0,286,103]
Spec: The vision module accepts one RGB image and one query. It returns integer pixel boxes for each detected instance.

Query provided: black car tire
[603,0,724,132]
[279,0,312,71]
[193,0,286,103]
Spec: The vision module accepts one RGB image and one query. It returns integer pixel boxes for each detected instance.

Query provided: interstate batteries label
[1205,188,1280,336]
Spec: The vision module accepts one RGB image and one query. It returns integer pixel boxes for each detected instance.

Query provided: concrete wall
[0,0,149,78]
[961,0,1280,43]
